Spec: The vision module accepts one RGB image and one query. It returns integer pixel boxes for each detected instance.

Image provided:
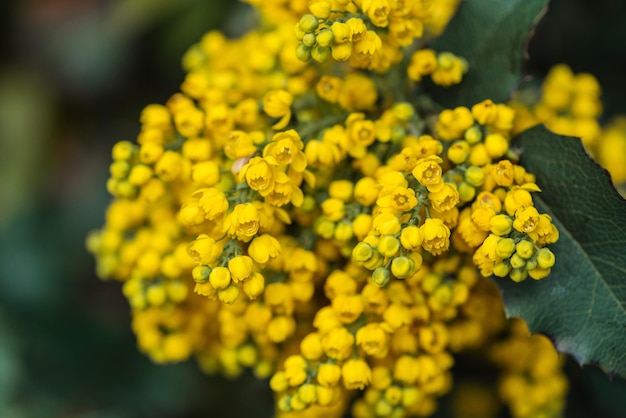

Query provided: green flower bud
[311,46,331,63]
[302,33,317,47]
[378,235,401,258]
[352,242,374,262]
[391,256,415,279]
[372,266,391,287]
[316,29,334,47]
[296,43,312,61]
[515,240,535,259]
[192,265,212,283]
[536,248,556,269]
[495,238,516,258]
[298,14,319,33]
[465,165,485,186]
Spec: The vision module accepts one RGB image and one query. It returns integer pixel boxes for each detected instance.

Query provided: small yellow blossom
[342,359,372,390]
[420,218,451,256]
[223,203,260,242]
[263,90,293,130]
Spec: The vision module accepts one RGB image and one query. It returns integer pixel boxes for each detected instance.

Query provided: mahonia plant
[86,1,626,417]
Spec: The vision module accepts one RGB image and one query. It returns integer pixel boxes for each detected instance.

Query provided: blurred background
[0,0,625,417]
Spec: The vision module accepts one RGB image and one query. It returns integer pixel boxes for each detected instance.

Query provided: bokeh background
[1,0,625,417]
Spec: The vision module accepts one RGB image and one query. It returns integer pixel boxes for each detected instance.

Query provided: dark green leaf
[426,0,548,107]
[495,125,626,377]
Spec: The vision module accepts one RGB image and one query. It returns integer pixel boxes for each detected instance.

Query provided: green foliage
[426,0,548,106]
[495,125,626,377]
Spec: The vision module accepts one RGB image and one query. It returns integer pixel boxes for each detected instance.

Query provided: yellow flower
[393,355,420,384]
[177,202,205,227]
[140,104,171,131]
[436,106,474,141]
[432,52,467,87]
[429,183,459,212]
[233,98,260,128]
[491,104,516,133]
[223,203,260,242]
[420,218,451,256]
[471,99,499,124]
[362,0,390,27]
[139,141,163,164]
[356,323,392,358]
[209,266,231,290]
[490,214,513,236]
[192,161,220,186]
[316,76,343,103]
[228,255,254,282]
[332,294,364,324]
[413,155,444,191]
[248,234,281,264]
[400,225,423,251]
[284,361,308,387]
[382,303,411,329]
[372,212,402,235]
[265,171,304,207]
[309,0,332,18]
[484,133,509,158]
[377,186,418,214]
[353,30,382,56]
[242,271,265,299]
[504,185,538,216]
[173,106,204,138]
[490,160,515,187]
[348,117,377,149]
[224,130,258,160]
[263,130,307,172]
[270,371,288,392]
[205,103,233,135]
[527,213,559,245]
[196,187,229,220]
[347,17,367,42]
[408,49,437,81]
[354,177,380,206]
[330,21,351,44]
[447,140,470,164]
[337,73,378,112]
[342,359,372,390]
[513,206,540,233]
[305,139,343,169]
[187,234,222,264]
[300,332,323,361]
[239,157,278,197]
[155,150,184,182]
[218,284,240,304]
[265,282,294,316]
[267,315,296,343]
[317,363,342,387]
[322,327,355,360]
[263,90,293,130]
[331,42,353,61]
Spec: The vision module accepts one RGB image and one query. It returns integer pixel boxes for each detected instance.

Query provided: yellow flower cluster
[247,0,461,73]
[596,118,626,185]
[407,49,467,87]
[512,64,626,189]
[87,2,566,417]
[512,64,602,147]
[490,319,569,418]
